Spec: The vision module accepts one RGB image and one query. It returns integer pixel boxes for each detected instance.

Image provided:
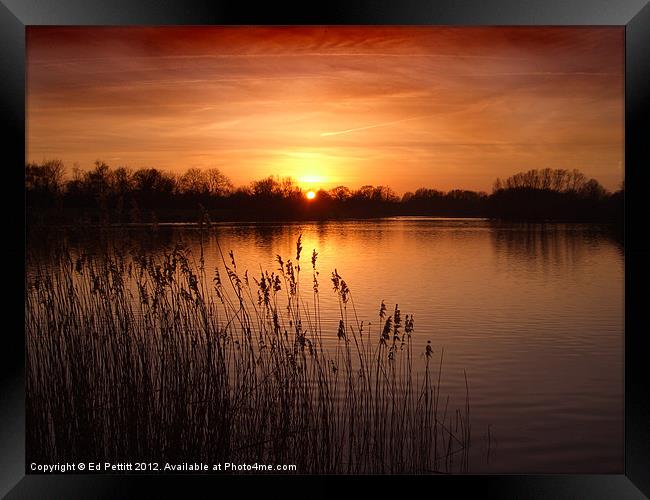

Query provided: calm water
[30,218,624,473]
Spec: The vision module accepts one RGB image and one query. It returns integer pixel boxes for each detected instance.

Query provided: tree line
[26,160,623,224]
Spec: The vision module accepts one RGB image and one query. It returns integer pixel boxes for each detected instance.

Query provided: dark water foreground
[25,219,623,473]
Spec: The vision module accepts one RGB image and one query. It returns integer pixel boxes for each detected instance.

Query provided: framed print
[3,0,649,498]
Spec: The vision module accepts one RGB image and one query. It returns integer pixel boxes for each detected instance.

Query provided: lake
[27,218,624,473]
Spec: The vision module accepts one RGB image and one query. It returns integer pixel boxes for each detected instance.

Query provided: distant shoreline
[27,165,623,228]
[26,214,623,229]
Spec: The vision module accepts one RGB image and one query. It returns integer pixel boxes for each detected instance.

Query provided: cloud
[320,116,434,137]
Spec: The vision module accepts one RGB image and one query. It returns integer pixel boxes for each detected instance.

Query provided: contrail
[320,115,431,137]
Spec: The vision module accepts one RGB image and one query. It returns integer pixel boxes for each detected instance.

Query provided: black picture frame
[3,1,649,497]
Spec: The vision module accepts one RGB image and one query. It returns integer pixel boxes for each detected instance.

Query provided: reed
[26,231,472,473]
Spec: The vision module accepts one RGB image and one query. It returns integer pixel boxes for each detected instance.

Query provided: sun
[306,190,316,200]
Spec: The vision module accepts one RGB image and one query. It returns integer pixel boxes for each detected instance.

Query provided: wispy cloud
[320,116,433,137]
[30,53,528,66]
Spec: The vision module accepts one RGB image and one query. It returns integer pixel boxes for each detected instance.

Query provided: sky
[26,27,624,193]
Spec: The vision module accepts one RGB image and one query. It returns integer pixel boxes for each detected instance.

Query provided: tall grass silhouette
[26,231,472,473]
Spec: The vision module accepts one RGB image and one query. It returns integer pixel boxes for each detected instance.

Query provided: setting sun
[306,190,316,200]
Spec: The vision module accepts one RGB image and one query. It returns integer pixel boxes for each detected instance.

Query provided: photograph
[25,25,625,475]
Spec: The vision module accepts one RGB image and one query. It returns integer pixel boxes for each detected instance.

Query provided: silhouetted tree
[25,159,65,195]
[24,161,622,225]
[205,168,233,196]
[178,168,209,195]
[251,176,282,198]
[330,186,352,201]
[490,168,613,221]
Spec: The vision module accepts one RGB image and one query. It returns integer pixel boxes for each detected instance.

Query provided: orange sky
[26,27,624,193]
